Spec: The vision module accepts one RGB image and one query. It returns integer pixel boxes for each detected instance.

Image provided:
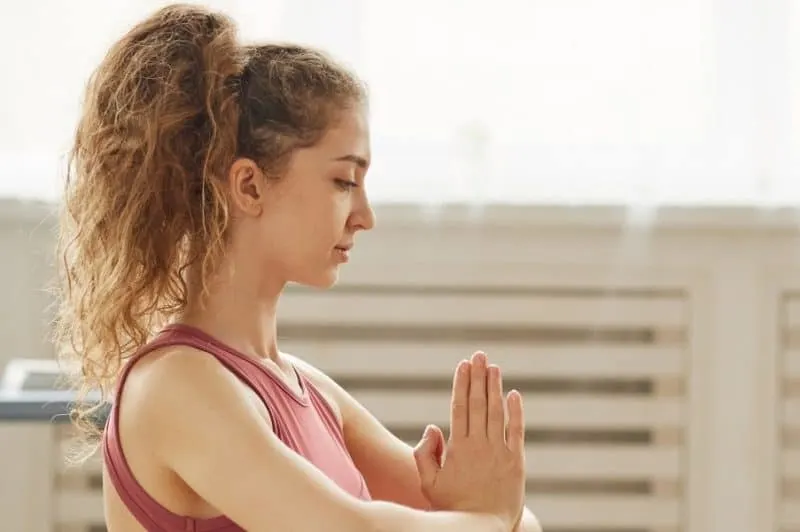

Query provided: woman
[56,4,540,531]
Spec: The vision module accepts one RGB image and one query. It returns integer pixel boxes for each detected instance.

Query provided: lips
[334,246,351,263]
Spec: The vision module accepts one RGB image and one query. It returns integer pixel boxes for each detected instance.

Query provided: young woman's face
[226,105,375,291]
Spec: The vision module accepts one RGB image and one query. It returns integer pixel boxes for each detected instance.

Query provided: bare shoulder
[124,346,243,404]
[124,345,227,388]
[121,346,271,437]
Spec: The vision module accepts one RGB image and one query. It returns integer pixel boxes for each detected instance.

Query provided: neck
[179,259,285,363]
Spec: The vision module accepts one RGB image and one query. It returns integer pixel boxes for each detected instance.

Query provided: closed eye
[334,178,359,190]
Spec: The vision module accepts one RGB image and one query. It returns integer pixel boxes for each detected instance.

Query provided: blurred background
[0,0,797,531]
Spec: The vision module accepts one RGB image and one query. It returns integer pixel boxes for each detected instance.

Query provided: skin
[102,106,541,532]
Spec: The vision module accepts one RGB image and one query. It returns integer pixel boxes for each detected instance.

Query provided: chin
[294,267,340,290]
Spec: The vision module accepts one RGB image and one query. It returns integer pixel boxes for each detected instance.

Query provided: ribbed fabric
[103,324,370,531]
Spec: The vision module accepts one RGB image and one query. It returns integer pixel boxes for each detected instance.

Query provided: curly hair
[54,3,366,459]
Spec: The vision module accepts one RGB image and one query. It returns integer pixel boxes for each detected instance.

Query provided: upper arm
[132,349,373,532]
[290,356,431,510]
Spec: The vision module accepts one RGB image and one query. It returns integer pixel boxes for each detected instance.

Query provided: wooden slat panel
[289,342,684,379]
[530,494,680,528]
[526,446,681,480]
[279,292,685,328]
[353,391,683,429]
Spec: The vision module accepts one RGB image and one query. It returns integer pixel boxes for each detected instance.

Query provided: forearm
[364,500,506,532]
[513,507,542,532]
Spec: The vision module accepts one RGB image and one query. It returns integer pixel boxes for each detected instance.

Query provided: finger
[505,390,525,454]
[468,351,488,437]
[430,425,445,467]
[450,360,470,439]
[487,364,505,442]
[413,425,442,486]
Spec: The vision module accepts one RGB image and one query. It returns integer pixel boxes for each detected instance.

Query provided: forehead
[314,107,370,158]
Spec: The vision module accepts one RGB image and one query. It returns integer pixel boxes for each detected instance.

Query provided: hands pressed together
[412,352,527,531]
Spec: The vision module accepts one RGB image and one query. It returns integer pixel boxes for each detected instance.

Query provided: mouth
[334,245,352,262]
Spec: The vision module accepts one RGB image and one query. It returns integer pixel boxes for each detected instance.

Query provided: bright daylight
[0,2,797,532]
[4,0,800,205]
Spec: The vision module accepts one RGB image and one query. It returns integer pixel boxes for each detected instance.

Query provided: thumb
[413,424,443,484]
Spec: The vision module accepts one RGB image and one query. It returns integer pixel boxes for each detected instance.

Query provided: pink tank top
[102,323,371,531]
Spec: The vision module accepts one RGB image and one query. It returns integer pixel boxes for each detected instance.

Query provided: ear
[227,158,266,216]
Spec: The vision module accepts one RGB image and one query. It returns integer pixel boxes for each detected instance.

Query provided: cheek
[258,192,348,258]
[260,208,333,258]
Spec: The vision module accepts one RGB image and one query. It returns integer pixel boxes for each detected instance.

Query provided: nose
[351,199,375,232]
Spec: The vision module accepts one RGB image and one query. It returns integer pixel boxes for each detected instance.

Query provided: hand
[413,352,526,530]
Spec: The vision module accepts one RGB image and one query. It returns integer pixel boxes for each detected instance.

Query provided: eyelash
[334,178,359,190]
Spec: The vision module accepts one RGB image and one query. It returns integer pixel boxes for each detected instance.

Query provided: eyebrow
[334,154,369,169]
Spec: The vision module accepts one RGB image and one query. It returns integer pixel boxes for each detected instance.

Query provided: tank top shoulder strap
[102,325,271,531]
[140,325,265,389]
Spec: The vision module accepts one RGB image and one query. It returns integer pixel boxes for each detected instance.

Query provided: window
[0,0,794,205]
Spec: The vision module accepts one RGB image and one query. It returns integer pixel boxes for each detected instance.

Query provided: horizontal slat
[279,292,685,328]
[479,445,681,480]
[55,490,104,524]
[290,342,684,379]
[527,446,681,480]
[354,391,683,429]
[530,494,680,528]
